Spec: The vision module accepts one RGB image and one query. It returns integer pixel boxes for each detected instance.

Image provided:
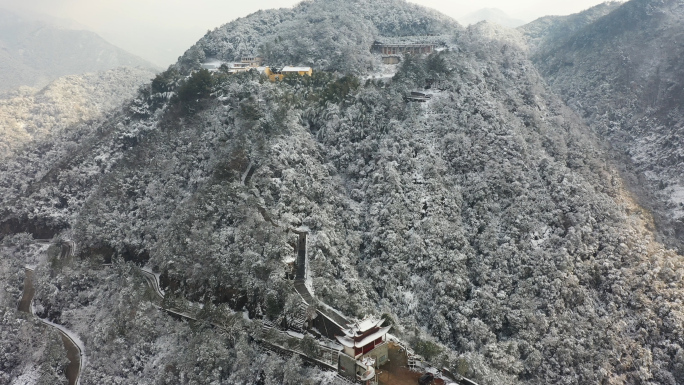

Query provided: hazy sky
[0,0,612,67]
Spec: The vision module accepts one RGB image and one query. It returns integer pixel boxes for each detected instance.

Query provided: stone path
[291,232,350,329]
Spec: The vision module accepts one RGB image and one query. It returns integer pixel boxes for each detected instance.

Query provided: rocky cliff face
[2,1,684,384]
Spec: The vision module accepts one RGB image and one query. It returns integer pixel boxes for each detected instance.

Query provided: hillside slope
[0,9,156,93]
[519,2,623,54]
[2,1,684,384]
[528,0,684,251]
[0,67,156,157]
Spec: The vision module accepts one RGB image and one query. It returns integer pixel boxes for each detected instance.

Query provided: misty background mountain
[0,9,156,93]
[1,0,684,385]
[0,0,614,68]
[519,1,623,53]
[457,8,528,28]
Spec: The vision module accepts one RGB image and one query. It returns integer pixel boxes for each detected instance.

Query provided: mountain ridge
[0,66,156,157]
[527,0,684,252]
[0,9,157,93]
[519,1,623,54]
[176,0,459,74]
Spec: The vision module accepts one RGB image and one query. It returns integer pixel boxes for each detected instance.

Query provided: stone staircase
[286,301,309,332]
[395,341,421,370]
[332,374,359,384]
[295,233,307,280]
[323,348,341,367]
[294,280,316,304]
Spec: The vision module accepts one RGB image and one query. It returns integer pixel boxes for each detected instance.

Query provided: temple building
[241,56,264,67]
[372,42,436,55]
[336,317,390,382]
[259,66,313,81]
[281,66,313,77]
[371,41,437,65]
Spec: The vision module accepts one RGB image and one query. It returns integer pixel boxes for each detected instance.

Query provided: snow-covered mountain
[0,9,156,93]
[1,0,684,384]
[519,1,623,54]
[177,0,457,74]
[525,0,684,253]
[0,67,156,157]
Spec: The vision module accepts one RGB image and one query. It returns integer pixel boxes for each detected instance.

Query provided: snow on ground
[31,300,86,385]
[286,330,305,339]
[667,184,684,219]
[35,315,86,359]
[24,243,49,269]
[9,366,38,385]
[364,63,399,81]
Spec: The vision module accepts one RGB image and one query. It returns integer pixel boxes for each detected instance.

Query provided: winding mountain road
[140,267,165,301]
[17,268,35,314]
[17,241,84,385]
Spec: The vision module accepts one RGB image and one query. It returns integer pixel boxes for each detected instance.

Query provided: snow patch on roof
[358,318,382,332]
[336,335,354,348]
[356,326,390,347]
[342,316,384,337]
[201,60,223,70]
[281,66,312,72]
[336,326,390,348]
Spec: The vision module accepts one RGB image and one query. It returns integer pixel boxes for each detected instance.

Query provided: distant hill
[0,66,156,157]
[458,8,527,28]
[0,9,156,93]
[527,0,684,251]
[519,2,623,53]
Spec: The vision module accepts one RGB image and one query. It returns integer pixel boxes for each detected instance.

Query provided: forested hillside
[0,10,156,93]
[519,1,622,54]
[0,67,156,157]
[2,0,684,384]
[178,0,458,74]
[527,0,684,252]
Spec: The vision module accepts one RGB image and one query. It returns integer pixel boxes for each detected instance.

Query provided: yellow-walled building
[281,66,313,77]
[258,66,313,81]
[255,66,313,82]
